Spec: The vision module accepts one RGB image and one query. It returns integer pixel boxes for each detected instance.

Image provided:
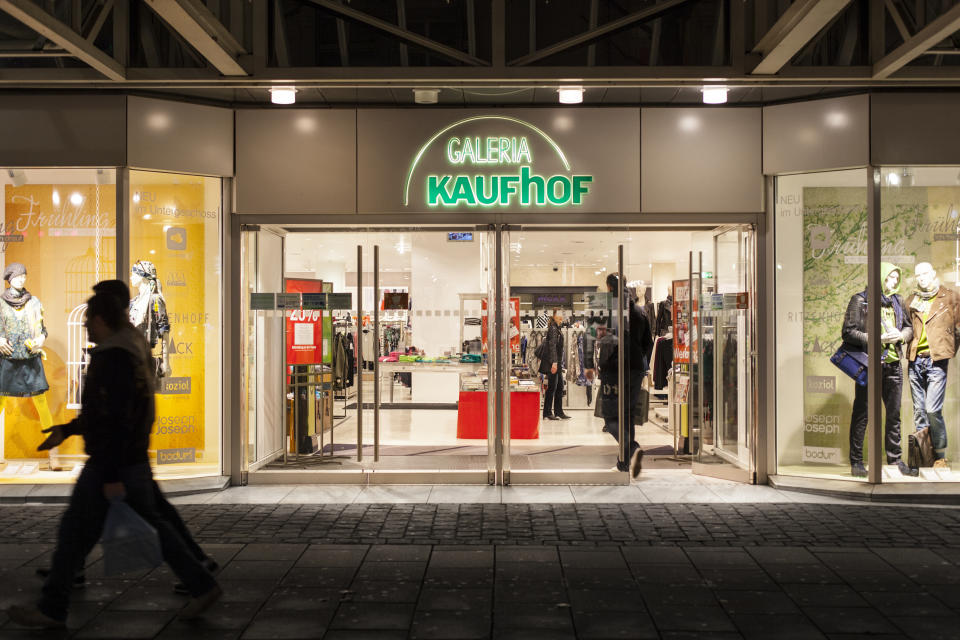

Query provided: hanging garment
[520,335,528,361]
[655,297,673,337]
[653,337,673,390]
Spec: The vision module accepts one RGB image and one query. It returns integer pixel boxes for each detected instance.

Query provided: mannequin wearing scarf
[906,262,960,467]
[841,262,915,478]
[129,261,171,387]
[0,263,56,468]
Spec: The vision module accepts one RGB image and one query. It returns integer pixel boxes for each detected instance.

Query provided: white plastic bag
[101,498,162,576]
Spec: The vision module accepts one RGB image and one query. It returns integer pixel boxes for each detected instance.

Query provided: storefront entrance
[241,224,756,486]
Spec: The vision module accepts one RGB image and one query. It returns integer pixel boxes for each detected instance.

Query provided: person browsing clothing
[539,309,571,420]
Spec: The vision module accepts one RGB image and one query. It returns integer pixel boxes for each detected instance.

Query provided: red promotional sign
[285,278,325,365]
[672,280,692,365]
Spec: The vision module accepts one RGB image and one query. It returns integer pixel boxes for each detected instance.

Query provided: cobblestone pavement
[3,502,960,638]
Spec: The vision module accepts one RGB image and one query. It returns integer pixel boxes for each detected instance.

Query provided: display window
[129,170,222,479]
[0,168,116,480]
[775,169,872,481]
[880,167,960,482]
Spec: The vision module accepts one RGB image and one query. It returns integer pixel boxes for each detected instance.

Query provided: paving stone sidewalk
[2,503,960,638]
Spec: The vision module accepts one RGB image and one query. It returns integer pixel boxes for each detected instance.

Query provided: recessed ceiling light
[270,86,297,105]
[702,86,728,105]
[558,86,583,104]
[414,89,440,104]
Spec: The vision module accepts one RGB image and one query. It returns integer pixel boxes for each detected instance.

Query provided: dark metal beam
[0,0,124,79]
[303,0,486,66]
[510,0,693,66]
[875,3,960,78]
[143,0,247,75]
[85,0,114,42]
[751,0,853,75]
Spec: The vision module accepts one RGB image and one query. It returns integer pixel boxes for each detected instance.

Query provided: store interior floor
[268,380,686,473]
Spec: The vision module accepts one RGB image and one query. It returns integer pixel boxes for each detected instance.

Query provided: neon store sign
[403,115,593,208]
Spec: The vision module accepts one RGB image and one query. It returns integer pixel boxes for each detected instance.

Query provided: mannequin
[841,262,914,478]
[906,262,960,469]
[0,263,56,469]
[129,261,170,386]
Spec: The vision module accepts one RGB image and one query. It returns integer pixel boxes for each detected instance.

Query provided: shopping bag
[593,394,603,418]
[830,345,868,387]
[634,388,650,425]
[908,429,936,469]
[101,498,162,576]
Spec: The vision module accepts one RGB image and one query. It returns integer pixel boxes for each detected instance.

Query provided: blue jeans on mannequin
[909,355,949,460]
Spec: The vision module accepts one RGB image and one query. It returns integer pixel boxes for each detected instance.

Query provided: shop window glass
[129,170,221,478]
[880,167,960,482]
[0,168,116,480]
[775,169,871,481]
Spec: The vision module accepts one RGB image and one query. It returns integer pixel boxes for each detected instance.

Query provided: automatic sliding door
[692,225,756,483]
[503,227,628,485]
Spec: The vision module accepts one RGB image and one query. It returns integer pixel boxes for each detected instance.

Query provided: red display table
[457,390,540,439]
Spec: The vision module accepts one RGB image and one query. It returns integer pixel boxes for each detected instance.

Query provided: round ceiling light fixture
[414,89,440,104]
[557,86,583,104]
[269,86,297,105]
[702,86,728,104]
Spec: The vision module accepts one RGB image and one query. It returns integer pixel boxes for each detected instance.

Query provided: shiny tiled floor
[173,470,863,505]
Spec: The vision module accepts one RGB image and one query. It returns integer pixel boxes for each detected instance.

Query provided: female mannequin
[129,261,171,385]
[0,263,56,469]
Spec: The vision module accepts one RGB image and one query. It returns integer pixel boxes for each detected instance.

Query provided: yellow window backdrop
[2,170,116,465]
[129,170,222,478]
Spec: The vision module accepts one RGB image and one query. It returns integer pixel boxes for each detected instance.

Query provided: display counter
[456,390,540,439]
[377,361,482,403]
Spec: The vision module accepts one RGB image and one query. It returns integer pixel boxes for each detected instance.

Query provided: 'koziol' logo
[157,448,196,465]
[802,446,842,463]
[159,377,191,395]
[805,376,836,394]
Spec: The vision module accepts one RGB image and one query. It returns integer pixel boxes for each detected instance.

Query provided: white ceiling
[285,229,716,275]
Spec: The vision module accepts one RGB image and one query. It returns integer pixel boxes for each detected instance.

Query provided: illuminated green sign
[404,115,593,208]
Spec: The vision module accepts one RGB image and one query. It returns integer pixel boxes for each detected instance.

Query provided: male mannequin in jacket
[841,262,914,478]
[906,262,960,469]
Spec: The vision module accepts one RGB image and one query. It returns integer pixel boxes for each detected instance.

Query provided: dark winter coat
[64,324,156,482]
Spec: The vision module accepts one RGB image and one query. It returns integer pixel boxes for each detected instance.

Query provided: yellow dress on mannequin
[0,263,57,469]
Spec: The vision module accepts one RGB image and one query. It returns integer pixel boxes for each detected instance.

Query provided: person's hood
[881,262,901,296]
[91,323,151,367]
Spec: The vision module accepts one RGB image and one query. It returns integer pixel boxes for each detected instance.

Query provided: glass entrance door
[692,225,757,483]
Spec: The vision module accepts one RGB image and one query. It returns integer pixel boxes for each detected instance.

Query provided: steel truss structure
[0,0,958,100]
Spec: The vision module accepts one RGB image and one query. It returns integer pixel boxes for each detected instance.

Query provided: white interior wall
[410,233,484,402]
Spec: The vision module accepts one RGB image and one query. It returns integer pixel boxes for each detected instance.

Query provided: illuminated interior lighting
[270,86,297,105]
[702,86,728,104]
[557,87,583,104]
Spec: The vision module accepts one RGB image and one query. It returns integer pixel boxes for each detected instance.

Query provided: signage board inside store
[250,293,275,310]
[383,291,409,310]
[447,232,474,242]
[533,292,572,308]
[327,293,353,309]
